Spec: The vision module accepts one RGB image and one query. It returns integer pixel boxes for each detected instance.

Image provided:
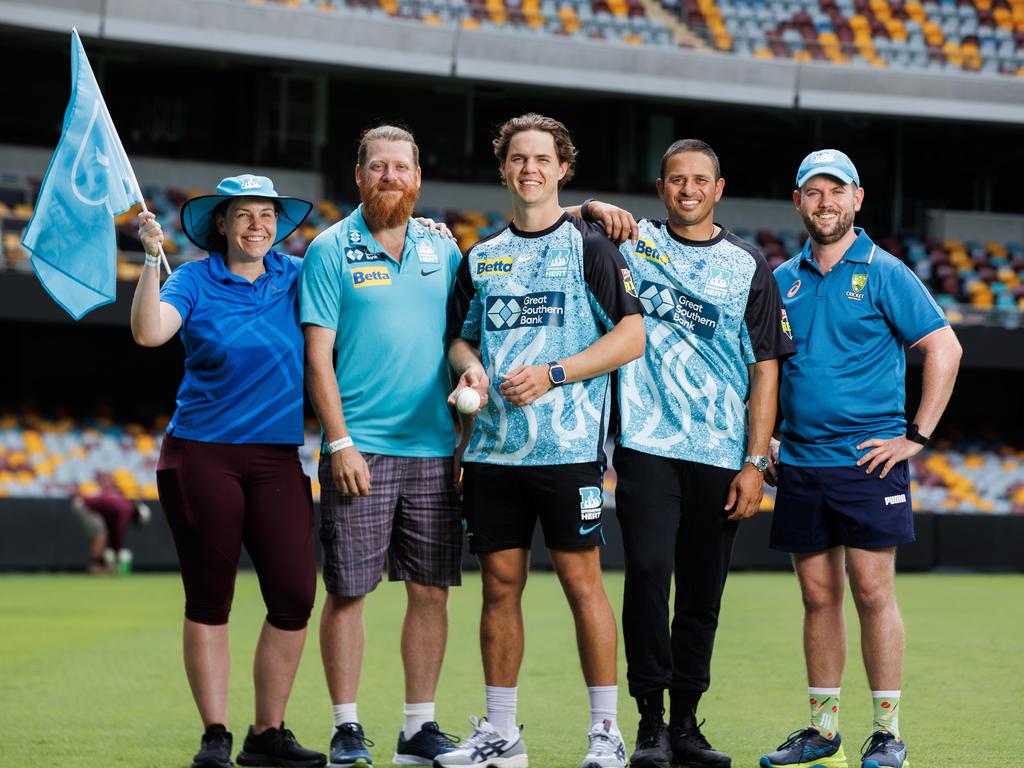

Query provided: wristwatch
[745,455,770,473]
[906,423,930,446]
[547,361,567,386]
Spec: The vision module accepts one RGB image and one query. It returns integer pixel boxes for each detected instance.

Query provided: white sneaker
[582,720,626,768]
[432,717,527,767]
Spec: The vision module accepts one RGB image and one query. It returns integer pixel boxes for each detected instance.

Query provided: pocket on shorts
[319,514,338,549]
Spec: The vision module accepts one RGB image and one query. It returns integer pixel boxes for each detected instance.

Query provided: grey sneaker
[581,719,626,768]
[431,717,527,767]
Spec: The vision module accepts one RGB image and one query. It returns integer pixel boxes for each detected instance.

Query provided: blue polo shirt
[299,206,463,457]
[773,228,948,466]
[160,250,305,444]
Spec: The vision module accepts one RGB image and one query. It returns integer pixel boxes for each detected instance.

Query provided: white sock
[588,685,618,729]
[403,701,435,736]
[333,703,358,727]
[485,685,518,738]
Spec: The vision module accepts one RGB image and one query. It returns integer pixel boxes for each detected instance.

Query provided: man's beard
[802,208,854,245]
[361,180,418,230]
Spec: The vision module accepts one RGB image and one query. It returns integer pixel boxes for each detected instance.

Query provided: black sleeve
[445,252,478,346]
[734,236,796,362]
[577,218,643,327]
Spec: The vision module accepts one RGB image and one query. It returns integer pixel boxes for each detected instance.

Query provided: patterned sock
[485,685,518,738]
[587,685,618,728]
[333,702,358,727]
[403,701,435,737]
[871,690,901,738]
[808,687,841,739]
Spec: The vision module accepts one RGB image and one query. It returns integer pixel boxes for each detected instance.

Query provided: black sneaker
[237,722,327,767]
[193,724,233,768]
[393,721,459,765]
[670,718,731,768]
[628,715,672,768]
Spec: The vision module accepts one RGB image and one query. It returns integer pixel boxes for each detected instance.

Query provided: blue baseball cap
[180,174,313,252]
[795,149,860,189]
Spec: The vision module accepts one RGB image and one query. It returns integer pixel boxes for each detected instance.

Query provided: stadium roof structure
[3,0,1024,123]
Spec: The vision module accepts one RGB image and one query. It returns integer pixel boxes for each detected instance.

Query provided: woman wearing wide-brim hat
[131,175,326,768]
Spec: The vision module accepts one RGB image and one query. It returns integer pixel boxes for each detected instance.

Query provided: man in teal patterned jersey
[580,140,795,768]
[440,114,645,768]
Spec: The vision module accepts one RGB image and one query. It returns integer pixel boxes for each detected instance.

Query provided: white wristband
[327,436,354,454]
[144,253,160,266]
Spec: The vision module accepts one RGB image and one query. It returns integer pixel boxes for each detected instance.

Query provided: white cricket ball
[455,387,482,414]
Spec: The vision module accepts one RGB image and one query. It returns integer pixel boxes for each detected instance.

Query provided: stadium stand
[240,0,681,46]
[0,414,324,502]
[668,0,1024,75]
[237,0,1024,74]
[1,416,1021,512]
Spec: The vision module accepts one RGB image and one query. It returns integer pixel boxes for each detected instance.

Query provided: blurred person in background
[70,487,150,573]
[132,175,326,768]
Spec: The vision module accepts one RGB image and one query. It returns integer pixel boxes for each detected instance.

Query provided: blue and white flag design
[21,29,144,319]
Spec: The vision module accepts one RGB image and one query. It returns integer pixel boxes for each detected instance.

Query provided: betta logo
[633,238,668,265]
[351,266,392,288]
[476,255,515,277]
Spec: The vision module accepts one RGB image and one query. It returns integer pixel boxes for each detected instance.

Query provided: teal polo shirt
[773,228,948,467]
[299,206,463,457]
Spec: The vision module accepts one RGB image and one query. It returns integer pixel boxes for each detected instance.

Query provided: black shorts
[461,461,606,554]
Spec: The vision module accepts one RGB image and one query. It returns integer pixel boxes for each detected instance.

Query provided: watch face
[549,365,566,385]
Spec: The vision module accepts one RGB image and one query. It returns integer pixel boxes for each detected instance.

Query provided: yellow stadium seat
[13,203,33,218]
[753,48,774,59]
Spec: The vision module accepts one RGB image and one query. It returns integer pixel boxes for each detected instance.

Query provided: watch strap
[327,436,354,454]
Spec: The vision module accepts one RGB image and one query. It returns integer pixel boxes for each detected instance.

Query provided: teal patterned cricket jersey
[447,213,642,466]
[618,219,795,470]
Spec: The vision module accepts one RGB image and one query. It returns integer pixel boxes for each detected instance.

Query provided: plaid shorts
[318,453,463,596]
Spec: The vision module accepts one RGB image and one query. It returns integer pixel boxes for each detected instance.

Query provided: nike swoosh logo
[421,268,440,276]
[579,523,602,535]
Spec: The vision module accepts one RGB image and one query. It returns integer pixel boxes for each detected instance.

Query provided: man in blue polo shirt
[300,126,464,768]
[760,150,962,768]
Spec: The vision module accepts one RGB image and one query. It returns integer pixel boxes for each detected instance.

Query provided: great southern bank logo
[638,280,720,340]
[485,292,565,331]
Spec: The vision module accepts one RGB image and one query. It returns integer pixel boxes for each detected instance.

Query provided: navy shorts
[461,461,606,554]
[771,461,915,553]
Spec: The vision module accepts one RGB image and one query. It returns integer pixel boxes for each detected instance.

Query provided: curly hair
[493,113,577,188]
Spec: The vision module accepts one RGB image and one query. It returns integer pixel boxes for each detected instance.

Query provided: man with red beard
[300,125,470,768]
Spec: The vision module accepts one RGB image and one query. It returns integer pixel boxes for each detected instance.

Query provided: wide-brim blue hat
[180,174,314,252]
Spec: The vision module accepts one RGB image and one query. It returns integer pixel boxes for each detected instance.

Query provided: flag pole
[138,199,173,275]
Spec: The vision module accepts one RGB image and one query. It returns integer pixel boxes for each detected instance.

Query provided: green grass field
[3,571,1023,767]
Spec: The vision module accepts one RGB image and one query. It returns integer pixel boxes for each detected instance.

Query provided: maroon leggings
[156,435,316,630]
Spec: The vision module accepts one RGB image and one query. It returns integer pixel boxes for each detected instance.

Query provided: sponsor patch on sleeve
[621,268,638,297]
[780,308,793,339]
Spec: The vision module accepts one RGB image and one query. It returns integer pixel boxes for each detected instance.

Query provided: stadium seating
[665,0,1024,75]
[244,0,680,47]
[236,0,1024,73]
[0,414,323,501]
[1,416,1021,512]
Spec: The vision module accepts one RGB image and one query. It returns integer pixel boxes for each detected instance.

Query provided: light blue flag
[21,29,143,319]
